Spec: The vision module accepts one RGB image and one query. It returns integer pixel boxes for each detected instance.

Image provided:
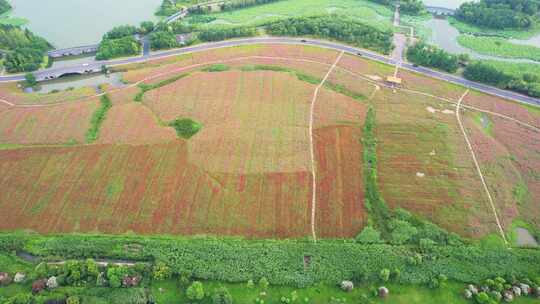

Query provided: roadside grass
[449,17,540,40]
[458,35,540,62]
[134,73,190,102]
[192,0,393,31]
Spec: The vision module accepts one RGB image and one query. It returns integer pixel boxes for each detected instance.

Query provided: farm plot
[96,103,176,145]
[373,88,499,237]
[462,90,540,128]
[0,59,368,238]
[0,99,99,145]
[462,110,540,229]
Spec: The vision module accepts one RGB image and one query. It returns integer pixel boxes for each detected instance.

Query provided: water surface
[10,0,162,48]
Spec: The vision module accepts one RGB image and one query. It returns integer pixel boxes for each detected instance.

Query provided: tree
[152,262,172,281]
[139,21,155,34]
[212,286,233,304]
[24,73,36,87]
[149,30,178,50]
[187,281,205,301]
[355,226,383,244]
[66,296,80,304]
[259,277,269,290]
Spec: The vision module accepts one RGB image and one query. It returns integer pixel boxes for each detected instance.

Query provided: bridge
[47,44,99,58]
[426,6,456,16]
[36,65,103,82]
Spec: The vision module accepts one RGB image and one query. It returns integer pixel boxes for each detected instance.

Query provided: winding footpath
[0,37,539,108]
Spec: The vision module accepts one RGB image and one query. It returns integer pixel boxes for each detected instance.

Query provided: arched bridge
[34,64,103,82]
[426,6,456,16]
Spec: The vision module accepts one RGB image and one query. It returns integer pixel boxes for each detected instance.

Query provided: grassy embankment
[458,35,540,62]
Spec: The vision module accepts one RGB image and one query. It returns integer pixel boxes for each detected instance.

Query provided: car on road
[301,39,307,43]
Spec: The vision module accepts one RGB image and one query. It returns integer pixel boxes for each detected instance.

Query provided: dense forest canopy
[456,0,540,29]
[266,15,394,54]
[0,25,51,73]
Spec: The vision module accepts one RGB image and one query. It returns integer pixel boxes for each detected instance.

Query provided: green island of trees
[95,25,141,60]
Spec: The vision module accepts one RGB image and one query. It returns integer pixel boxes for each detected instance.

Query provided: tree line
[266,15,394,54]
[366,0,424,15]
[464,62,540,98]
[456,0,540,29]
[406,42,460,73]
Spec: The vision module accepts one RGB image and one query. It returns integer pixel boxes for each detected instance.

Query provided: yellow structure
[386,76,402,85]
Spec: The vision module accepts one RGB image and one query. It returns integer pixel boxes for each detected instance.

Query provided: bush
[379,269,390,283]
[259,277,269,290]
[169,118,202,139]
[212,286,233,304]
[187,281,205,301]
[66,296,80,304]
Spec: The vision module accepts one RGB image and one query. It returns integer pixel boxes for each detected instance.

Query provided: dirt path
[456,90,508,245]
[309,51,344,242]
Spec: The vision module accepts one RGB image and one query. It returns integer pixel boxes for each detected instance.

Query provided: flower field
[0,44,538,240]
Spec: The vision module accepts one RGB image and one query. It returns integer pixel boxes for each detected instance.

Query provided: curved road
[2,37,539,107]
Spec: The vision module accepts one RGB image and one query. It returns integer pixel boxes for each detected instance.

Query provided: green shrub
[169,118,202,139]
[202,64,230,72]
[85,94,112,143]
[379,269,390,282]
[259,277,269,290]
[187,281,205,301]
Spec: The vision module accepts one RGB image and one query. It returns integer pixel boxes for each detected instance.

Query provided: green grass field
[449,17,540,40]
[192,0,394,31]
[458,35,540,62]
[149,279,540,304]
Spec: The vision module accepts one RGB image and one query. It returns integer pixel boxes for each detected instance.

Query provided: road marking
[309,51,344,242]
[456,90,508,245]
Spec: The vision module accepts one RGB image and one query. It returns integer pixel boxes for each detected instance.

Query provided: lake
[9,0,162,49]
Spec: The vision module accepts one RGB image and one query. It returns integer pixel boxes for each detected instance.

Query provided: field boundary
[456,90,508,245]
[309,51,344,242]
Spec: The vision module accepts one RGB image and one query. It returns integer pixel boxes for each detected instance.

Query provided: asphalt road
[2,37,539,107]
